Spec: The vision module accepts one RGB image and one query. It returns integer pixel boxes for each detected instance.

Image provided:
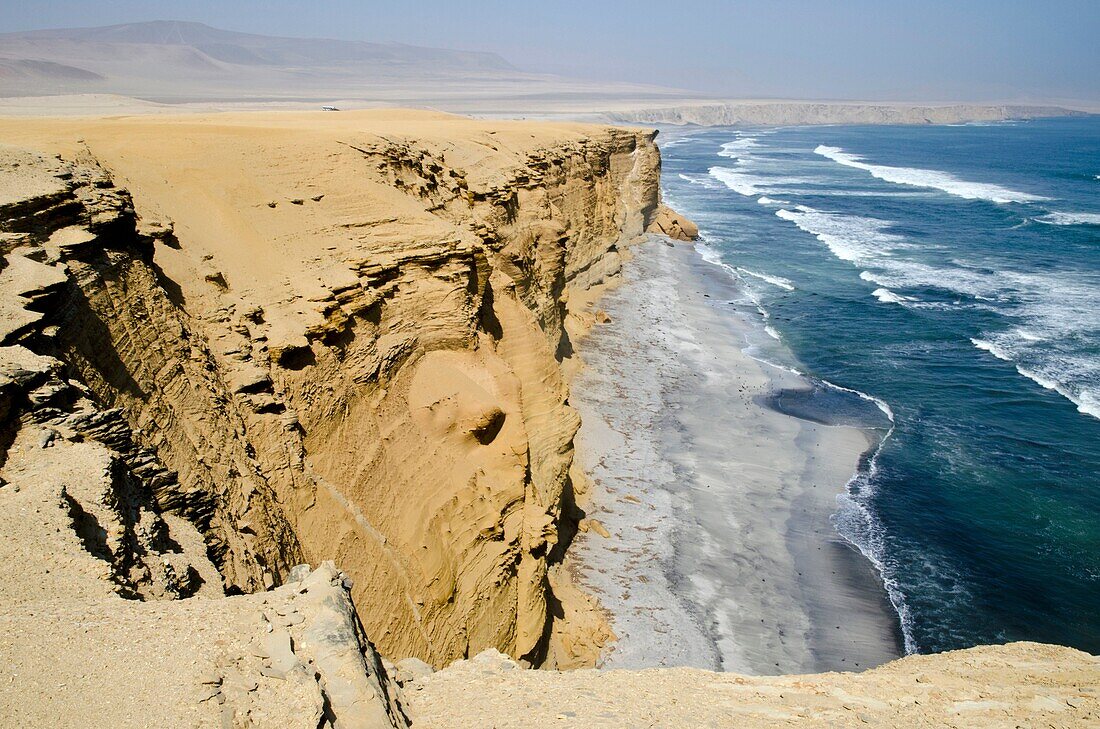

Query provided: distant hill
[0,20,567,101]
[0,21,1085,118]
[1,20,514,71]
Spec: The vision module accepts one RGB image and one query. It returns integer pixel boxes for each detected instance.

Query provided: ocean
[658,117,1100,657]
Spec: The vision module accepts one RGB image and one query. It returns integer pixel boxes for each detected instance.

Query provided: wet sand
[570,237,902,674]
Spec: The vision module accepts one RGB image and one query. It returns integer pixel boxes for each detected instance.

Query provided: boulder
[647,203,699,241]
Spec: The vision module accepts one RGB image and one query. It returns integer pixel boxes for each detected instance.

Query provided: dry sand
[404,642,1099,728]
[569,238,901,675]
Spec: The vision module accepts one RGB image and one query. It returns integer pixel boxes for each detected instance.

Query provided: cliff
[0,109,662,716]
[604,101,1087,126]
[0,110,1095,728]
[0,144,405,728]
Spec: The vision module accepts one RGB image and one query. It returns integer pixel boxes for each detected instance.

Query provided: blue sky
[2,1,1097,102]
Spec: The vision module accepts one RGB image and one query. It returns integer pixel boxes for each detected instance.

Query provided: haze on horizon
[1,0,1097,105]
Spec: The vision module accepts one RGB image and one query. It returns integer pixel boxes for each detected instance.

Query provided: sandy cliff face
[0,146,405,728]
[0,111,662,672]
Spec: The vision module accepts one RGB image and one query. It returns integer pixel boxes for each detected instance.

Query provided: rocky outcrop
[647,203,699,241]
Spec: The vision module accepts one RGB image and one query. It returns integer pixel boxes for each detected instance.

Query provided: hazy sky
[2,1,1097,102]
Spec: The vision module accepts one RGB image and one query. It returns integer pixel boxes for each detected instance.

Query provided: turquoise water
[659,117,1100,656]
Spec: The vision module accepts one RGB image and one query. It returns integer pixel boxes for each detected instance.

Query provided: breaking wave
[1033,211,1100,226]
[814,145,1048,204]
[773,204,1100,421]
[736,267,795,291]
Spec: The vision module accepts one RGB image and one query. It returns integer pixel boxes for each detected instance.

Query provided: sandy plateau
[0,107,1095,728]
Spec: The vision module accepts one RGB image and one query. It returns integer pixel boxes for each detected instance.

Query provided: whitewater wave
[709,166,814,198]
[971,337,1012,361]
[658,136,693,148]
[709,166,764,196]
[972,338,1100,420]
[774,203,1100,422]
[775,207,911,264]
[777,207,1002,301]
[825,375,967,658]
[810,190,939,198]
[975,271,1100,421]
[1033,211,1100,226]
[717,134,759,158]
[736,267,795,291]
[678,172,727,191]
[818,377,895,423]
[695,243,794,302]
[822,383,915,651]
[814,145,1048,204]
[743,350,805,377]
[871,287,915,305]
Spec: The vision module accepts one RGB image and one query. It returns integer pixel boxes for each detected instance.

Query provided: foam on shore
[570,237,902,674]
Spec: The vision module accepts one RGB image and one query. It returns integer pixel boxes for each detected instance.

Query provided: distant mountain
[1,20,515,71]
[0,20,542,101]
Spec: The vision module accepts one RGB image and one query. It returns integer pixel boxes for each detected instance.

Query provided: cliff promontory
[0,110,1095,728]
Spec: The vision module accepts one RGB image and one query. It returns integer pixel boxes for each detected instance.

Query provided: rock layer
[0,146,403,728]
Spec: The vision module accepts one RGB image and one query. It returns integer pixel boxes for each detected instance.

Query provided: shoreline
[568,236,902,674]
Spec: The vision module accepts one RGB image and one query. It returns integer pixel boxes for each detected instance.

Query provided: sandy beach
[570,237,902,674]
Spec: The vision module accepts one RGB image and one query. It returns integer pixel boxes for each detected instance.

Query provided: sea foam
[872,287,915,305]
[1033,211,1100,226]
[972,337,1100,420]
[709,166,764,196]
[814,145,1048,204]
[717,134,759,158]
[775,207,909,264]
[709,166,812,198]
[824,386,916,652]
[774,204,1100,422]
[736,267,796,291]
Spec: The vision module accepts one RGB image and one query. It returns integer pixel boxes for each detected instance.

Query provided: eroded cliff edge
[0,110,671,676]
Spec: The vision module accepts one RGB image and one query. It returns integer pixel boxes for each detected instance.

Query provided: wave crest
[814,145,1048,204]
[1033,211,1100,226]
